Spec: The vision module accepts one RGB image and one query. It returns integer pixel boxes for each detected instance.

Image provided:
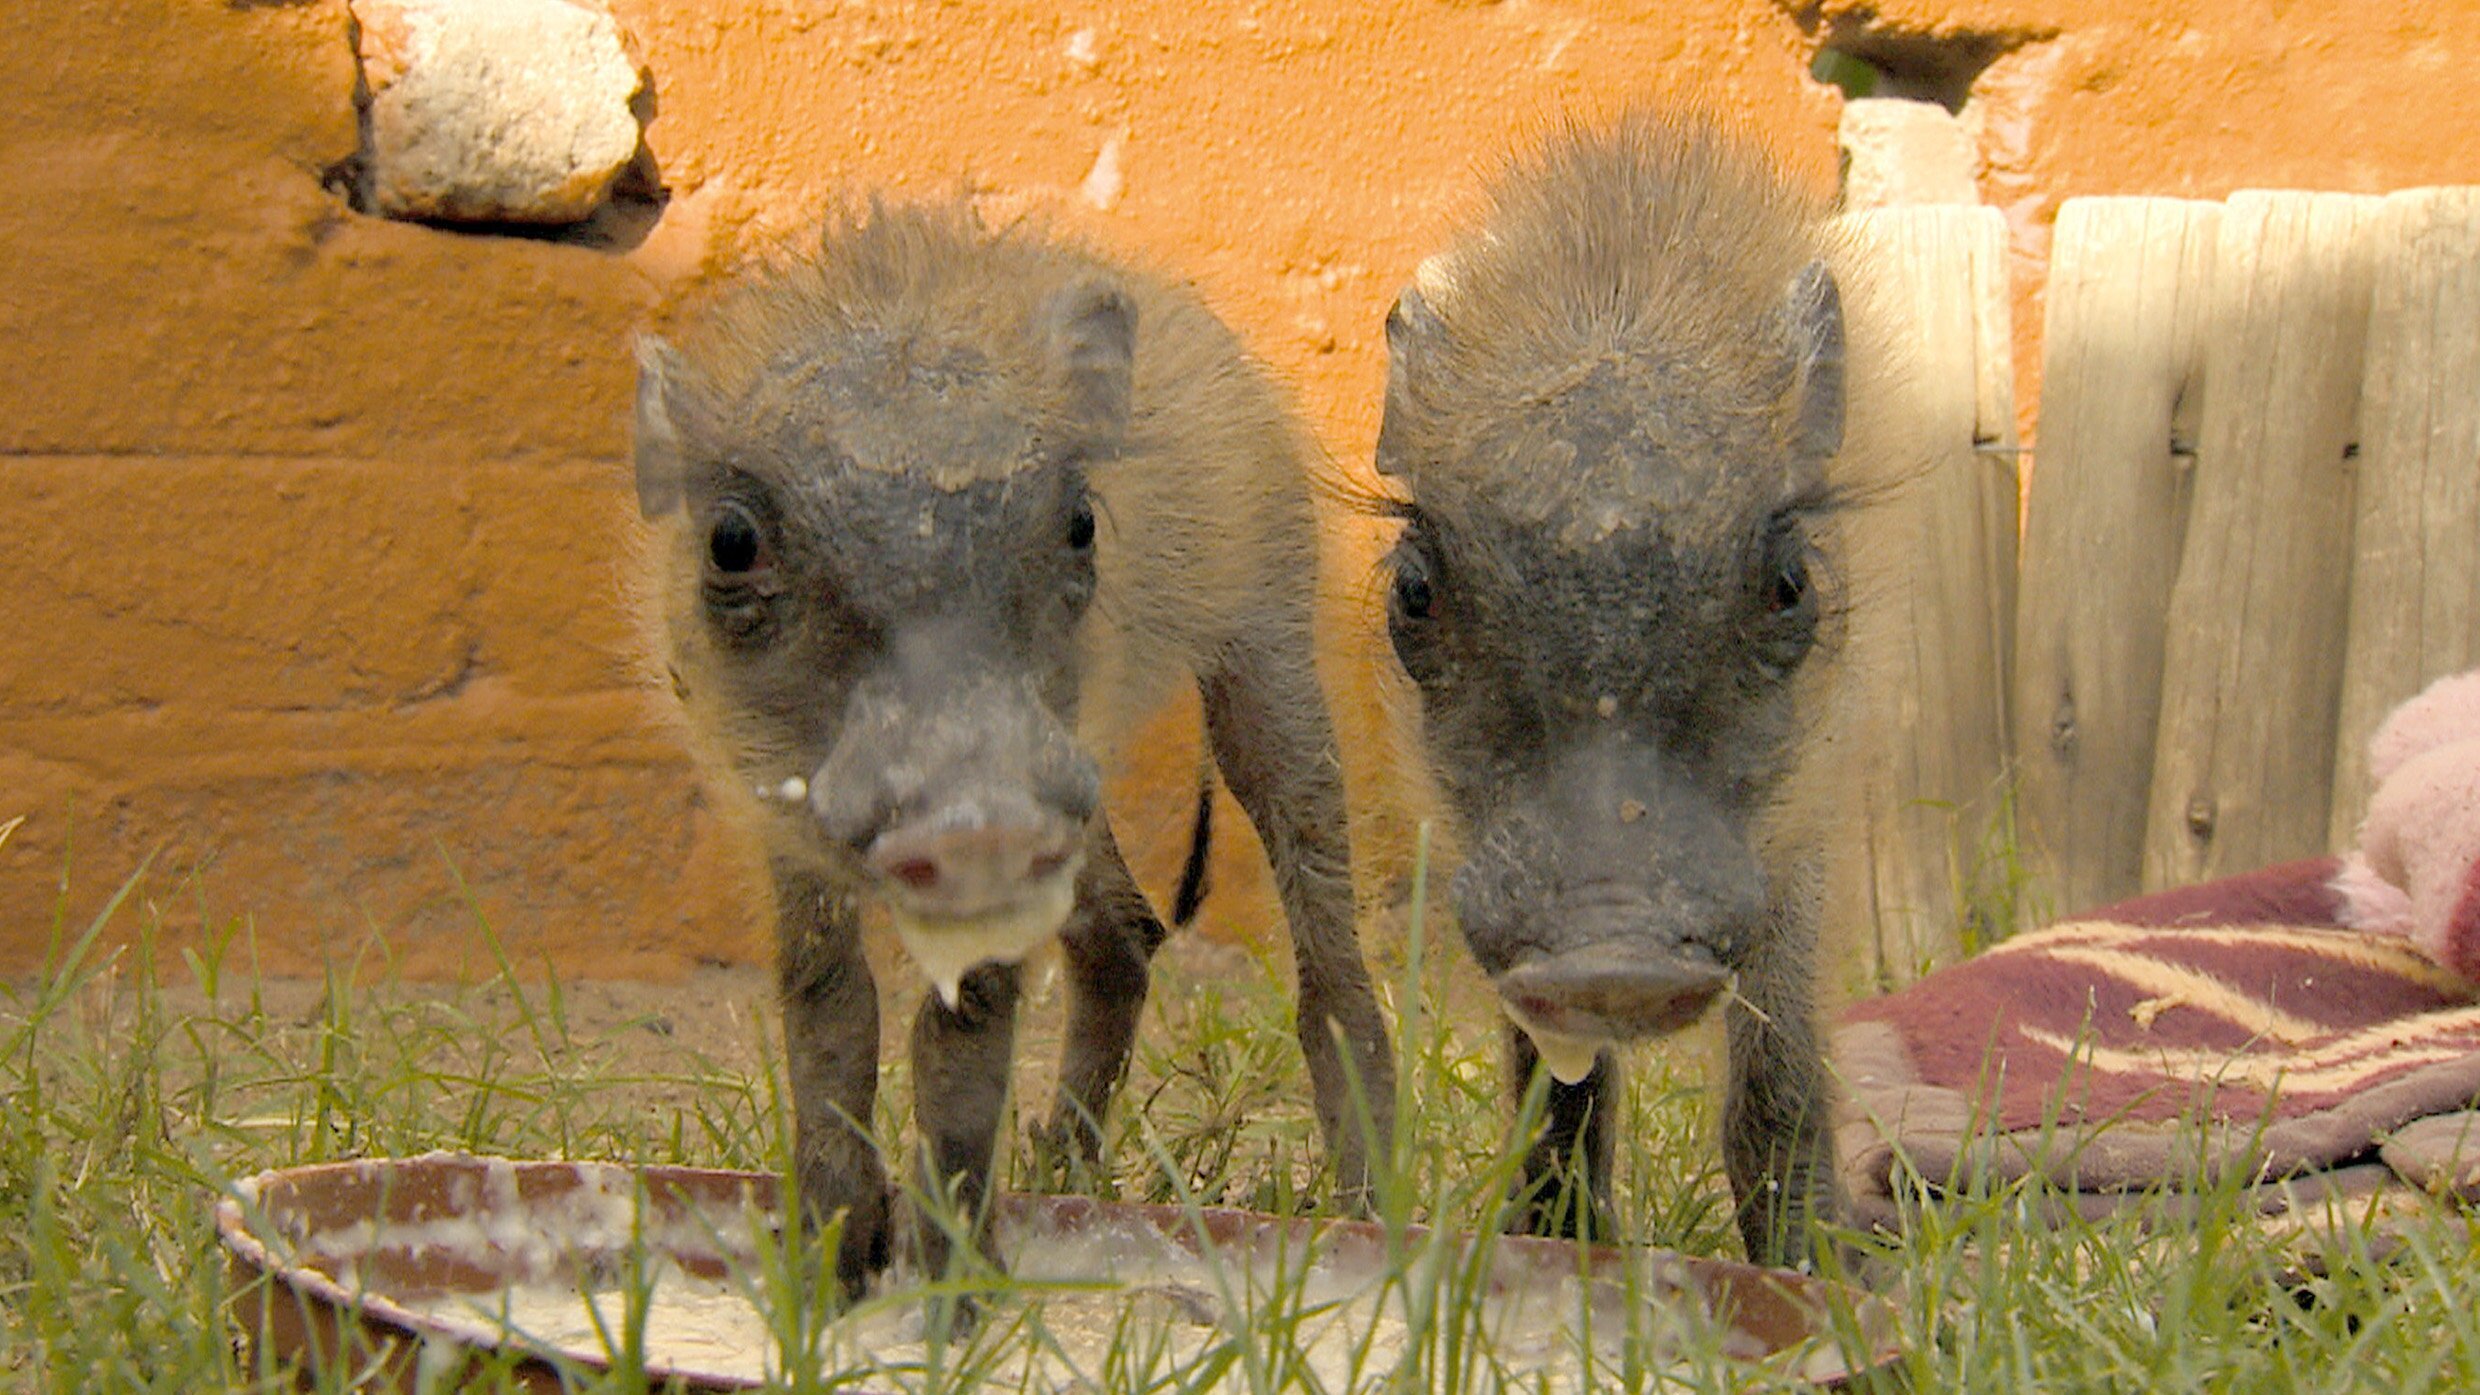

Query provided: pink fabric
[2454,866,2480,973]
[2366,670,2480,787]
[2333,851,2415,938]
[2334,668,2480,982]
[2362,745,2480,979]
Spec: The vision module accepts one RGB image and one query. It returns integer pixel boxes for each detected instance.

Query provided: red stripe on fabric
[1840,878,2480,1130]
[2446,865,2480,982]
[2111,933,2465,1027]
[2080,858,2347,929]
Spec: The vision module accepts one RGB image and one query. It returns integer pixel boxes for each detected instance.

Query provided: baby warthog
[633,204,1395,1296]
[1374,113,1857,1266]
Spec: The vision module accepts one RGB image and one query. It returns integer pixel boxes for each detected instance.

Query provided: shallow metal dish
[216,1153,1899,1391]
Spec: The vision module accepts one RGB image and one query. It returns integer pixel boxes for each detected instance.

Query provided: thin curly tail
[1170,764,1214,927]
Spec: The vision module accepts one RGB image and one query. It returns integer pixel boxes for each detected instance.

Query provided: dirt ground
[504,928,1270,1091]
[81,924,1294,1152]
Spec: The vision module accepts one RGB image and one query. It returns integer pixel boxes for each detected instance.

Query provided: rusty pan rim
[213,1152,1902,1391]
[215,1154,783,1390]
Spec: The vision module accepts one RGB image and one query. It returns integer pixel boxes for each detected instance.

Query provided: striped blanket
[1833,859,2480,1229]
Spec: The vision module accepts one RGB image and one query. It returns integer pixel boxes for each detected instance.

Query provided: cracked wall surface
[3,0,2476,977]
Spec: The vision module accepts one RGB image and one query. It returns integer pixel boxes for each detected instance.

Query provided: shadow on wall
[1782,0,2053,115]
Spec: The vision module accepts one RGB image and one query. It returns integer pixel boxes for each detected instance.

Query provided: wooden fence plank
[1833,206,2016,986]
[2143,191,2381,888]
[2013,198,2221,917]
[2329,187,2480,842]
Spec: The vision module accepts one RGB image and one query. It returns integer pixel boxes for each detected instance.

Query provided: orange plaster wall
[3,0,2476,979]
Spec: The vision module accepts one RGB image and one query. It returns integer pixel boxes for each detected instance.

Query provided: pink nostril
[888,857,941,892]
[869,816,1079,909]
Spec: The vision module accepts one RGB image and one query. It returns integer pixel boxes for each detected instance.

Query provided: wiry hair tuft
[1396,111,1828,441]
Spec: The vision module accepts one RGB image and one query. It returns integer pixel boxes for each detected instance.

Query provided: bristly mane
[673,201,1077,417]
[1410,110,1827,422]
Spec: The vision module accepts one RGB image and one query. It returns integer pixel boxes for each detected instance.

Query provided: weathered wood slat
[2329,187,2480,842]
[2013,198,2221,917]
[2143,191,2381,888]
[1971,211,2018,457]
[1832,206,2016,986]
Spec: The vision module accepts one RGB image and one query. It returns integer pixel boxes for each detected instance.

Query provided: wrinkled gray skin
[634,204,1395,1298]
[1376,115,1844,1266]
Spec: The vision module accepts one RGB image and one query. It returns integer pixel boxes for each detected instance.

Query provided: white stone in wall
[1838,97,1980,209]
[1080,132,1126,212]
[351,0,649,224]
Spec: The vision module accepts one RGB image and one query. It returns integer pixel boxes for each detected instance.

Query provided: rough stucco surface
[4,0,2477,979]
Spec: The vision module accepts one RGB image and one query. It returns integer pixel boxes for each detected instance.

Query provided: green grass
[10,847,2480,1393]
